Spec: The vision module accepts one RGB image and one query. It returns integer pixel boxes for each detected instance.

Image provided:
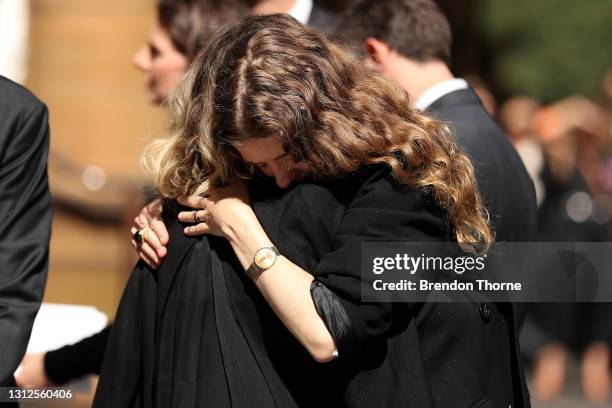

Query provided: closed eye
[149,43,160,58]
[249,153,289,169]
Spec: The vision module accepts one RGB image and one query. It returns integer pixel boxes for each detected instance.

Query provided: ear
[365,37,391,66]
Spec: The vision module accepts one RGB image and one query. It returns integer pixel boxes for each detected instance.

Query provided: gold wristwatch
[246,245,280,279]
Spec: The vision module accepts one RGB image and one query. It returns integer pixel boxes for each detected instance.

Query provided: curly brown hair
[144,14,493,248]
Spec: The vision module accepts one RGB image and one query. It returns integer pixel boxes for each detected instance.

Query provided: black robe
[93,166,527,408]
[93,177,348,408]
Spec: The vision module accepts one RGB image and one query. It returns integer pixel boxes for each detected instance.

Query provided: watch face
[255,247,277,269]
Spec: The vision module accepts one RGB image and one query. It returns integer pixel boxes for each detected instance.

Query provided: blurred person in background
[332,0,537,245]
[14,0,248,389]
[0,76,52,404]
[499,95,612,403]
[465,74,498,117]
[498,97,545,206]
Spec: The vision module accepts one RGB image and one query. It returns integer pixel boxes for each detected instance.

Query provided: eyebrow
[246,152,289,166]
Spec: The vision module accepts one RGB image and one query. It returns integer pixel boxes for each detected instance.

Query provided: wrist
[224,214,268,245]
[224,215,274,271]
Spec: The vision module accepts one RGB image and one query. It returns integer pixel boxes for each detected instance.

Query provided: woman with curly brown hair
[95,14,522,408]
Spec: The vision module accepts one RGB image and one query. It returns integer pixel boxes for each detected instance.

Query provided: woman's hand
[131,198,169,269]
[177,181,257,238]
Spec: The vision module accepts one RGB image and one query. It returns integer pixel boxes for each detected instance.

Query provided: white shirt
[287,0,313,25]
[415,78,468,111]
[0,0,30,84]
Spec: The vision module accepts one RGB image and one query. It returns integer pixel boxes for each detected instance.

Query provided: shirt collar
[415,78,469,111]
[288,0,313,24]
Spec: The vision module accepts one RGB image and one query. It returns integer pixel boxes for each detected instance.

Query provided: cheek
[291,162,311,177]
[152,59,187,91]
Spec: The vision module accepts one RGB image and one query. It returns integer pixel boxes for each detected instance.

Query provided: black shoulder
[0,77,49,169]
[0,76,47,120]
[352,164,431,208]
[308,3,338,33]
[341,164,450,240]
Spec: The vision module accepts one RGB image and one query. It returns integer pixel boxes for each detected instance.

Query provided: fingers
[147,197,163,216]
[137,247,160,269]
[150,218,169,245]
[139,241,162,267]
[132,198,168,260]
[130,226,161,269]
[177,210,210,236]
[184,222,211,236]
[177,209,208,224]
[142,224,167,258]
[134,212,150,229]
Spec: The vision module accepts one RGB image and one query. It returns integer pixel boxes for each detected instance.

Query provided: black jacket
[307,3,337,33]
[429,87,535,407]
[0,76,51,386]
[428,87,537,243]
[94,166,527,408]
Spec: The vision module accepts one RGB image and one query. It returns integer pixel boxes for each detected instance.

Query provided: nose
[132,46,151,72]
[274,173,292,189]
[270,163,293,189]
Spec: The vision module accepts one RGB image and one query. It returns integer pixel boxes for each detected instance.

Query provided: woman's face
[132,24,189,105]
[234,137,311,189]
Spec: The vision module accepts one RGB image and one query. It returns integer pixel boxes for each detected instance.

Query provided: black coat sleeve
[44,325,112,384]
[0,77,52,386]
[312,166,448,360]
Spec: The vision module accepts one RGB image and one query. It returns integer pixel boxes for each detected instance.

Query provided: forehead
[149,24,175,49]
[234,137,285,162]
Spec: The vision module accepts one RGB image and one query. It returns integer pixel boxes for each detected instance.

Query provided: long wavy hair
[144,14,493,248]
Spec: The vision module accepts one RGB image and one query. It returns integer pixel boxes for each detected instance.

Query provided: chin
[149,93,163,106]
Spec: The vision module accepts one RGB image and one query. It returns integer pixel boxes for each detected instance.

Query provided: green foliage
[475,0,612,102]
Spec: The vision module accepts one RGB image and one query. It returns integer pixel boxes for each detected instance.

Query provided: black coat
[0,77,51,387]
[307,3,338,33]
[94,165,528,408]
[428,88,537,244]
[428,87,535,407]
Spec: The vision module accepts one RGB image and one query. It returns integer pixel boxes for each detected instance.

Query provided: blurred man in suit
[334,1,537,407]
[0,76,51,398]
[334,0,537,245]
